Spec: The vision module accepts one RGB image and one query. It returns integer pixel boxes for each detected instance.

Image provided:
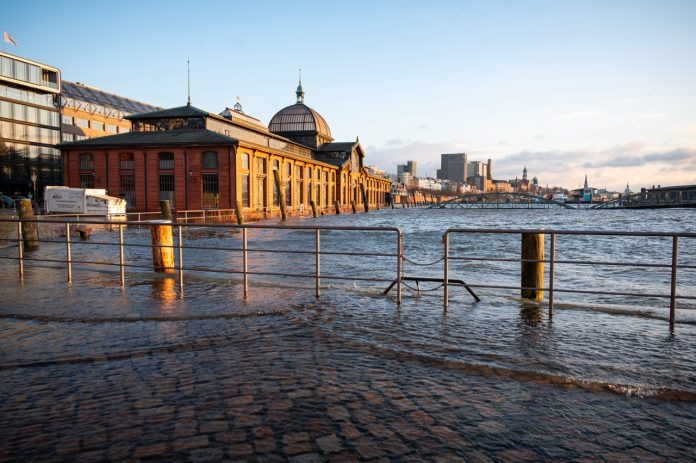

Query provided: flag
[3,31,17,46]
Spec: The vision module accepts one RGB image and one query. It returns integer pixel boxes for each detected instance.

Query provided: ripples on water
[0,208,695,400]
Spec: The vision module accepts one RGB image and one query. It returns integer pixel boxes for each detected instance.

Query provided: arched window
[79,153,93,170]
[119,152,134,170]
[202,151,218,169]
[158,152,174,170]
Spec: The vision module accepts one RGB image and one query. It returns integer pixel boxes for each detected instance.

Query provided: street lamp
[30,169,37,201]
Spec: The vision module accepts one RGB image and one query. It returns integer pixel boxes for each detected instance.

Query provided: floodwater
[0,207,695,461]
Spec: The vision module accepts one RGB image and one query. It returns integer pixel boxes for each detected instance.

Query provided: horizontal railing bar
[448,255,678,268]
[459,283,696,300]
[445,228,696,238]
[0,217,401,234]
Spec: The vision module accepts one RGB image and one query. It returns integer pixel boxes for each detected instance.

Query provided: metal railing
[1,218,403,304]
[444,228,696,332]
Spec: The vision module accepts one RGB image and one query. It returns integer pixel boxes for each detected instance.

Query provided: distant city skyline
[3,0,695,190]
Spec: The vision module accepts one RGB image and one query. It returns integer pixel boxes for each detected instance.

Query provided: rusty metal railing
[444,228,696,332]
[0,218,403,304]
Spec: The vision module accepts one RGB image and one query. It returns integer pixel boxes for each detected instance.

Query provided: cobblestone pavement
[1,307,695,463]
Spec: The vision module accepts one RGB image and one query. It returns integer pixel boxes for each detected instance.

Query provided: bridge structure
[592,184,696,209]
[428,192,575,209]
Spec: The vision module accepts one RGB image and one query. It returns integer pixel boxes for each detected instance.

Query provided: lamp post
[30,169,37,201]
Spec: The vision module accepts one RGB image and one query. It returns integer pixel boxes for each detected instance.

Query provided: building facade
[60,80,160,143]
[437,152,467,183]
[59,84,390,216]
[0,51,61,198]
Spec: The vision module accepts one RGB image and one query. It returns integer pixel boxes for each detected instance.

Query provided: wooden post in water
[360,183,369,212]
[272,169,287,221]
[18,199,39,250]
[159,200,173,221]
[234,201,244,225]
[521,232,544,300]
[150,220,175,273]
[334,200,341,214]
[310,200,318,218]
[351,200,357,213]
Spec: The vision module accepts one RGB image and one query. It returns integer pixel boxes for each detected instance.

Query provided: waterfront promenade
[1,208,695,461]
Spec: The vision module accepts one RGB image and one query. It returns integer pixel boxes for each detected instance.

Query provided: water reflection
[152,277,178,308]
[520,303,543,326]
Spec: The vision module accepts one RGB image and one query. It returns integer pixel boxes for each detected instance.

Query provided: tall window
[307,167,313,203]
[241,152,249,169]
[158,152,174,170]
[254,157,266,211]
[272,160,280,206]
[202,173,219,209]
[316,169,322,206]
[120,175,135,208]
[202,151,218,169]
[295,166,304,206]
[120,152,134,170]
[241,174,250,208]
[284,162,292,207]
[79,153,94,170]
[159,174,175,208]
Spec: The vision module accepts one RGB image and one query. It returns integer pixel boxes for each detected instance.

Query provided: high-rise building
[437,152,467,183]
[396,160,417,183]
[0,51,61,198]
[467,160,487,179]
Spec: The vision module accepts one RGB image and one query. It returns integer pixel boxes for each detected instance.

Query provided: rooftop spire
[296,67,305,104]
[187,59,191,106]
[584,173,589,189]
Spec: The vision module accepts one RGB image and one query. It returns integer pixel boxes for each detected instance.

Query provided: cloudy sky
[5,0,695,190]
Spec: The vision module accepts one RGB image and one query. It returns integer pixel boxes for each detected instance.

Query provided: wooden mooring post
[360,183,369,212]
[521,232,544,300]
[159,200,173,221]
[310,200,318,218]
[334,200,341,214]
[351,201,357,214]
[272,169,287,221]
[235,201,244,225]
[17,199,39,250]
[150,220,175,273]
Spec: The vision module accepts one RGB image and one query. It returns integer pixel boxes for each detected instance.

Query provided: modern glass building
[0,51,61,199]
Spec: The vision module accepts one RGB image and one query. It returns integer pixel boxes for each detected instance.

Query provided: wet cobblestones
[1,310,695,462]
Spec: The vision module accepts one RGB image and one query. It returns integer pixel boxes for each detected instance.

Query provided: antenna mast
[187,59,191,106]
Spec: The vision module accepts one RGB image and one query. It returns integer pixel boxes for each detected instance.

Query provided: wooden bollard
[521,232,544,300]
[351,201,357,214]
[150,220,175,273]
[334,200,341,214]
[18,199,39,250]
[272,169,287,221]
[159,200,173,221]
[360,183,369,212]
[310,200,318,218]
[235,201,244,225]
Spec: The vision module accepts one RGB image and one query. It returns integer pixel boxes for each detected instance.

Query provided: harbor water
[0,207,695,460]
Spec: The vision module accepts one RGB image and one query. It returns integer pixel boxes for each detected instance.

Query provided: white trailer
[44,186,126,216]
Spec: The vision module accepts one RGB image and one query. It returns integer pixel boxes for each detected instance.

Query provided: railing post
[548,233,555,319]
[396,232,402,304]
[65,223,72,283]
[203,210,207,223]
[670,235,678,333]
[242,227,248,299]
[315,229,321,298]
[119,224,125,287]
[178,225,184,296]
[17,221,23,278]
[443,232,449,309]
[184,211,188,223]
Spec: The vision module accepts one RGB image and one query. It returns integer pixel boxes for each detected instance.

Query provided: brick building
[58,82,390,216]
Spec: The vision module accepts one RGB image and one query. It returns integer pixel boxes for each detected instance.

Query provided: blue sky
[4,0,696,190]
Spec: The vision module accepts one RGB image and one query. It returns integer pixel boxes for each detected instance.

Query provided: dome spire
[296,67,305,104]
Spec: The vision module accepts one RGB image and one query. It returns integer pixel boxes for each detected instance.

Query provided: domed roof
[269,103,332,139]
